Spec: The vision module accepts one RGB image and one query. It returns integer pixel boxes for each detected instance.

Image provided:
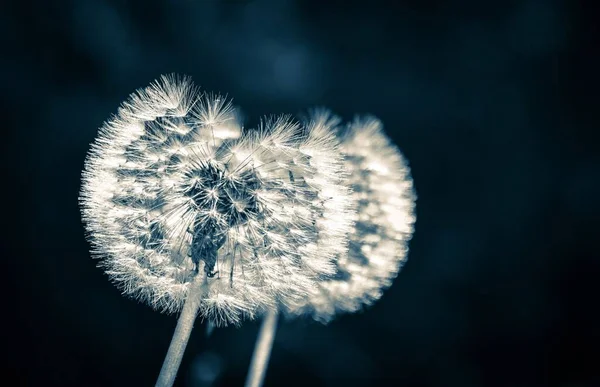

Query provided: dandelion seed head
[80,75,353,326]
[286,115,417,323]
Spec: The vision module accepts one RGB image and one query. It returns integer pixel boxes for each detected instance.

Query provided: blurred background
[3,0,599,386]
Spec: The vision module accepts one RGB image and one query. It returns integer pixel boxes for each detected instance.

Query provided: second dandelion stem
[155,273,208,387]
[244,308,279,387]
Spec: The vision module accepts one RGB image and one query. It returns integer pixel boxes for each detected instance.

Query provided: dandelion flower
[79,75,353,386]
[287,114,417,322]
[245,114,416,387]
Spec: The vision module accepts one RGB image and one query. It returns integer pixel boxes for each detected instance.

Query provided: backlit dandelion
[245,114,416,387]
[287,115,417,322]
[79,75,353,386]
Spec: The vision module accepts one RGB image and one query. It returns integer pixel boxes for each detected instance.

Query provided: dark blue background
[3,0,599,386]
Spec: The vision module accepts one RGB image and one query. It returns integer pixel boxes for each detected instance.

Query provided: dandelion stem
[244,309,279,387]
[155,273,208,387]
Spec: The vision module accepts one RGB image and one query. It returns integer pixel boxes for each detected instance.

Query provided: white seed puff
[80,75,353,326]
[287,115,417,323]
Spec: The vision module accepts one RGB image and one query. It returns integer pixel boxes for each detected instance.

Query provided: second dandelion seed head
[284,114,417,323]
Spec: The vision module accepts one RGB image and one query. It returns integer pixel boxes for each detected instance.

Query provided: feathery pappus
[286,115,416,323]
[79,75,353,326]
